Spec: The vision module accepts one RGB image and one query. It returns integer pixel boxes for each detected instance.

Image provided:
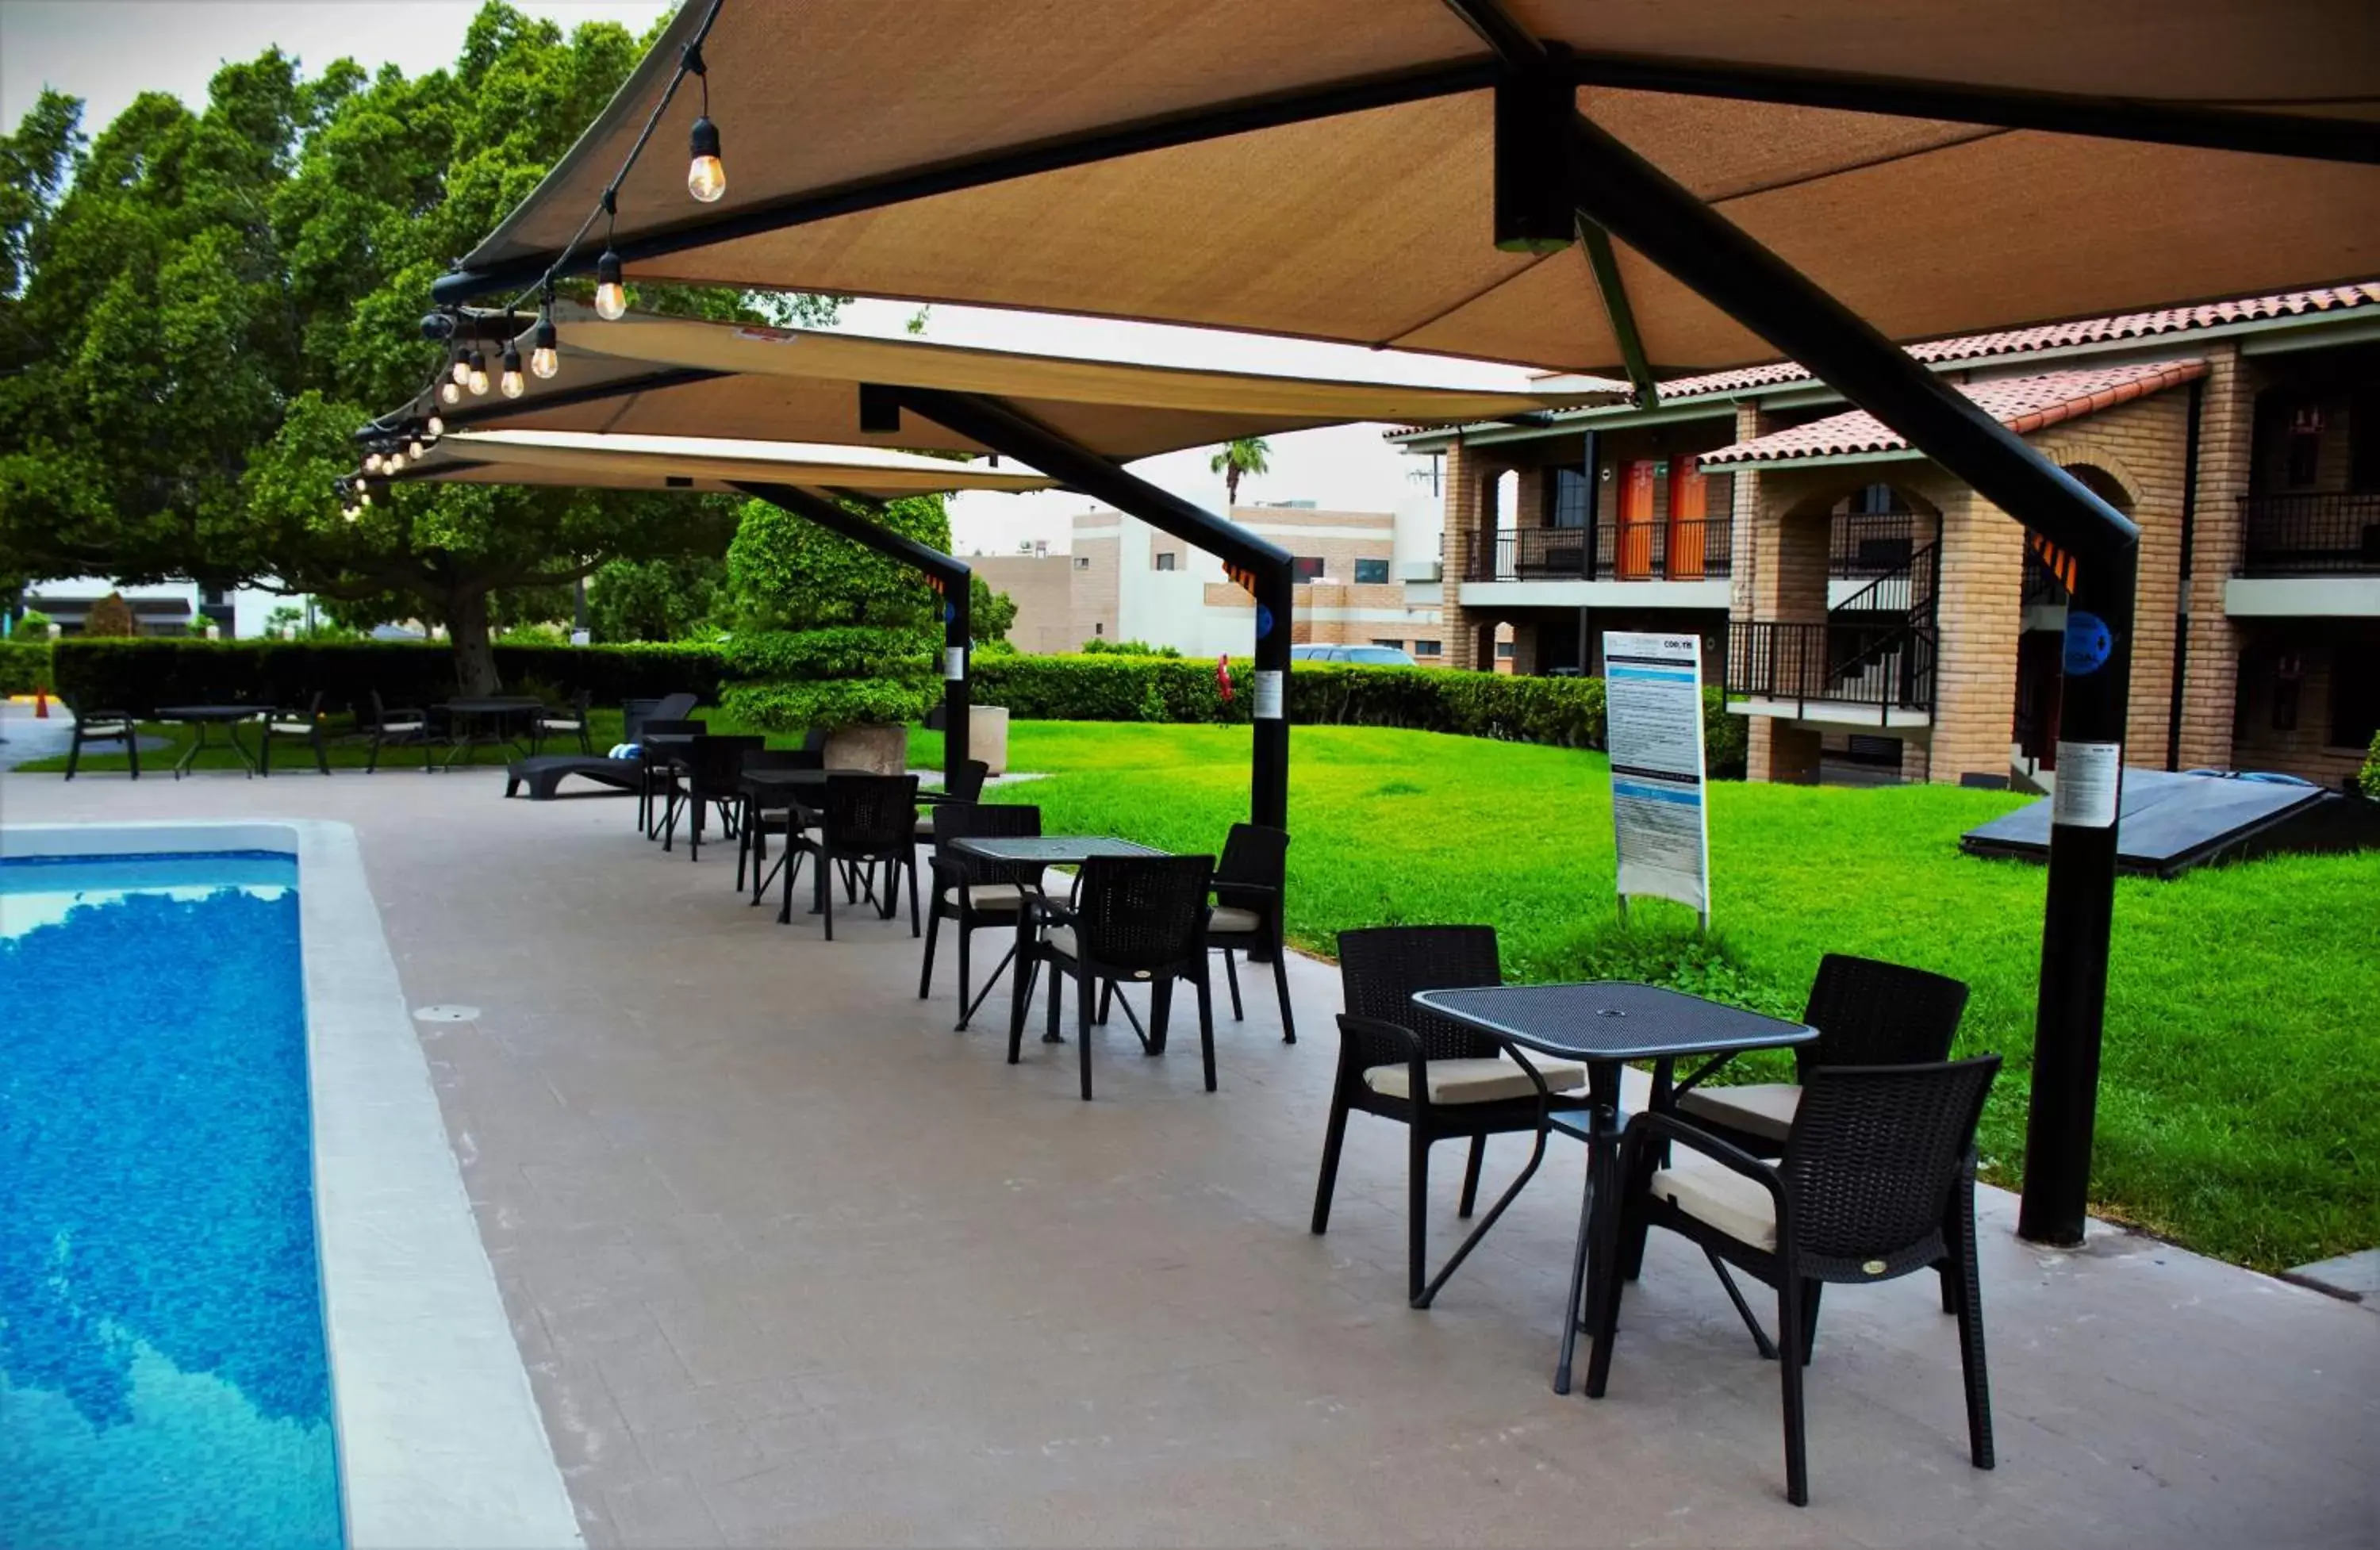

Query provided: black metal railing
[2238,492,2380,574]
[1831,512,1921,577]
[1470,520,1733,581]
[1726,542,1939,721]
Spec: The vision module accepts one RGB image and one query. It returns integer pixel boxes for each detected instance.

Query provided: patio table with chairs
[440,695,546,767]
[155,704,264,779]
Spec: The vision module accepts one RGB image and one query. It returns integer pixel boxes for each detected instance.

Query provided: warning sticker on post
[2052,741,2123,829]
[944,647,966,681]
[1253,670,1284,721]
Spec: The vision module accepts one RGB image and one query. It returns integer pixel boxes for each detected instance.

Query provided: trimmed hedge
[0,639,52,695]
[2363,730,2379,801]
[48,639,727,716]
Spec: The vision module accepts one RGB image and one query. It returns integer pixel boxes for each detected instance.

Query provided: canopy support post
[889,386,1296,831]
[731,482,970,791]
[1549,99,2139,1246]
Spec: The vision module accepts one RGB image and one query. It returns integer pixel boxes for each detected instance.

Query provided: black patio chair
[1314,926,1596,1307]
[738,746,824,899]
[1203,823,1295,1043]
[364,690,437,773]
[635,717,704,836]
[778,773,920,938]
[621,693,698,746]
[1584,1056,2002,1508]
[913,758,991,846]
[919,800,1042,1028]
[1010,853,1217,1101]
[62,694,140,780]
[532,689,594,754]
[657,734,764,860]
[259,691,332,776]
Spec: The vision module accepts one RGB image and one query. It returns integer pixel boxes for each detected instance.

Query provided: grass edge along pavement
[963,721,2374,1276]
[23,715,2376,1272]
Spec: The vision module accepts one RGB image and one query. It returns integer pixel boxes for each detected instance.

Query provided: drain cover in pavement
[412,1005,482,1023]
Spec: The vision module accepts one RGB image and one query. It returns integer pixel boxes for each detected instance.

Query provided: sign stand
[1603,631,1712,931]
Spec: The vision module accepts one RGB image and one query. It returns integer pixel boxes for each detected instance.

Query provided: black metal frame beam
[1576,217,1657,409]
[891,385,1296,831]
[732,481,973,790]
[432,367,733,435]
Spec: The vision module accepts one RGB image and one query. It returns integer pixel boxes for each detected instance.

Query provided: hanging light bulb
[466,349,490,396]
[426,413,445,438]
[687,116,726,203]
[359,487,372,508]
[500,343,526,398]
[594,248,628,320]
[451,353,471,386]
[363,452,383,475]
[530,308,560,379]
[440,378,463,406]
[343,505,359,524]
[408,437,425,460]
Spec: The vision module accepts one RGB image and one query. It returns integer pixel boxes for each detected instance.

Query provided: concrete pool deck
[6,766,2374,1548]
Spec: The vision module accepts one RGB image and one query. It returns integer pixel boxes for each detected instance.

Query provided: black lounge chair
[505,693,697,800]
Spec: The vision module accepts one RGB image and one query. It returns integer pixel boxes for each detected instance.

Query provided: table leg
[226,719,258,777]
[172,722,198,778]
[1555,1062,1624,1395]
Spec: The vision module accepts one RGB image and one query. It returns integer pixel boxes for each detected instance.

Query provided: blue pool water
[1,850,342,1549]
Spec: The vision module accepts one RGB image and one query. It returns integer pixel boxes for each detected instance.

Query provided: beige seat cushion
[1676,1083,1801,1145]
[270,721,315,735]
[947,881,1028,911]
[1651,1161,1779,1250]
[1363,1055,1587,1106]
[1207,904,1263,934]
[378,720,424,734]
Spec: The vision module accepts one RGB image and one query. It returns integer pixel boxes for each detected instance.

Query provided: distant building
[973,503,1452,662]
[17,577,307,639]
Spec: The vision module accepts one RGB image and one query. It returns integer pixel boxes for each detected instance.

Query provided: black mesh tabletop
[949,836,1166,865]
[1415,983,1814,1064]
[740,767,872,788]
[156,704,263,721]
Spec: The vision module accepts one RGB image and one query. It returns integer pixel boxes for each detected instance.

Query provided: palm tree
[1211,437,1272,508]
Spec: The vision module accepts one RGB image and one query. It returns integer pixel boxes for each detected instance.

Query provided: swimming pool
[2,850,340,1548]
[0,823,582,1550]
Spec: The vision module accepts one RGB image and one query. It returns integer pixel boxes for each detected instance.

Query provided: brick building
[974,503,1452,662]
[1395,285,2380,790]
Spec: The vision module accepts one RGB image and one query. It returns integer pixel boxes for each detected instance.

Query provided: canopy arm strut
[428,367,734,435]
[889,385,1295,832]
[1576,217,1658,409]
[729,481,973,790]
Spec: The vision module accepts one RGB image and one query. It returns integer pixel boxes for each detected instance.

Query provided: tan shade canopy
[451,0,2380,374]
[393,428,1056,499]
[432,305,1625,459]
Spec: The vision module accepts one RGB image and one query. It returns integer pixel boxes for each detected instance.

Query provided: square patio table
[1413,982,1814,1394]
[950,836,1169,1045]
[156,704,263,778]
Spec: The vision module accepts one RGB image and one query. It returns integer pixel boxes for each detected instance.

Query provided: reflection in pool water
[2,861,340,1549]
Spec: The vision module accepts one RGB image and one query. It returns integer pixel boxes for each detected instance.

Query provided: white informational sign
[1253,669,1284,721]
[944,646,967,681]
[2052,741,2123,829]
[1603,631,1712,922]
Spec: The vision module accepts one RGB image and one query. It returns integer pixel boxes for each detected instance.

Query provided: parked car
[1289,643,1418,667]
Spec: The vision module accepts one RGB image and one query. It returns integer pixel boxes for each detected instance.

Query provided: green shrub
[0,639,52,695]
[1078,638,1180,657]
[720,676,942,732]
[2363,730,2379,801]
[723,627,934,681]
[975,654,1245,723]
[49,639,727,715]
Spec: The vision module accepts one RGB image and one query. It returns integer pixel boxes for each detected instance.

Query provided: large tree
[0,6,836,692]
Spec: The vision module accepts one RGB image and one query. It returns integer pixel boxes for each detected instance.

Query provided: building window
[2329,645,2379,749]
[2271,651,2303,731]
[1074,555,1091,569]
[1495,641,1515,661]
[1353,558,1390,584]
[1093,621,1104,635]
[1154,552,1177,571]
[1292,556,1326,583]
[1547,466,1591,530]
[1411,639,1442,658]
[1371,638,1403,650]
[2286,407,2324,488]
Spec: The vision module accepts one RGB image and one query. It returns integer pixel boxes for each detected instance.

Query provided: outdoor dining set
[56,688,597,779]
[589,693,2002,1510]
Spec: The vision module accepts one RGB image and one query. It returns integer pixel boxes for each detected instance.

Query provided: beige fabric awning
[426,304,1626,459]
[390,428,1056,499]
[447,0,2380,374]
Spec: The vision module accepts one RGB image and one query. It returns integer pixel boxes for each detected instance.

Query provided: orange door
[1615,460,1656,579]
[1667,455,1707,578]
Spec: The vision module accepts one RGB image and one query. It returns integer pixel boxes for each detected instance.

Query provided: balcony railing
[2238,493,2380,574]
[1469,520,1732,582]
[1832,512,1920,577]
[1727,620,1937,719]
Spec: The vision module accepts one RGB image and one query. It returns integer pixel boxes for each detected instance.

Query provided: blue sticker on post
[1255,603,1274,640]
[2063,610,2113,676]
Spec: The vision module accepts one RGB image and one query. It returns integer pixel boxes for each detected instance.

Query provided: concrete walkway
[6,768,2374,1548]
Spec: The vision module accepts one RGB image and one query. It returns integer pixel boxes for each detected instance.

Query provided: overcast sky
[1,0,1493,550]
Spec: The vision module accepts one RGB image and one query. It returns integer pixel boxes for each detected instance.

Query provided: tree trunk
[447,590,501,695]
[1226,466,1241,507]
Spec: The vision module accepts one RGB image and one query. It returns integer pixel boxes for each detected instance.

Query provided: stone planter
[823,721,909,775]
[968,704,1011,776]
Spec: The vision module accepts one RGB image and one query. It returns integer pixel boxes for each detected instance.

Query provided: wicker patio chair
[532,689,594,755]
[61,694,140,780]
[912,758,990,844]
[259,691,331,776]
[656,734,764,859]
[918,800,1042,1028]
[364,690,436,773]
[1315,926,1595,1306]
[737,746,825,898]
[1010,853,1217,1100]
[1203,823,1295,1043]
[635,718,705,836]
[778,773,920,938]
[1584,1056,2002,1508]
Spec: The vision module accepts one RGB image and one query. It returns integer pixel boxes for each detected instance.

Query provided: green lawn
[29,713,2374,1270]
[954,721,2374,1274]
